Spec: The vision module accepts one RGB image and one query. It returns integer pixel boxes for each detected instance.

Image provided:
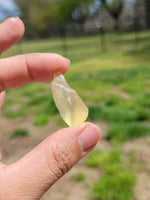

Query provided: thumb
[0,91,5,110]
[1,123,101,200]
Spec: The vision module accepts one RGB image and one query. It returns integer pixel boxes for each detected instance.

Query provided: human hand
[0,17,101,200]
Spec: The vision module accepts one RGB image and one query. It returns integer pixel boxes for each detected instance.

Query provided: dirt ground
[0,115,150,200]
[123,137,150,200]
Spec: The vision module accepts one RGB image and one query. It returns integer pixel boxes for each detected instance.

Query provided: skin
[0,17,101,200]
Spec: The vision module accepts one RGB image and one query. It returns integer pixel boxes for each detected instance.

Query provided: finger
[0,91,5,167]
[0,91,5,110]
[0,53,70,92]
[0,17,25,54]
[1,123,101,199]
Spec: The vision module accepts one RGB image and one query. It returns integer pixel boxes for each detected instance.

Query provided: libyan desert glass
[50,74,88,127]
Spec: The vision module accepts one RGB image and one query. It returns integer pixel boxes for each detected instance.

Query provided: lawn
[1,31,150,200]
[2,29,150,60]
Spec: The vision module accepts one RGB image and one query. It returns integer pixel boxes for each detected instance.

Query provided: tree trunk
[144,0,150,28]
[114,19,119,30]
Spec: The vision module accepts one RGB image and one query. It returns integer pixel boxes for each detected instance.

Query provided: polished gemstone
[51,74,88,127]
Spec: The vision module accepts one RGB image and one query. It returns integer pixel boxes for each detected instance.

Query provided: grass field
[1,31,150,200]
[2,29,150,60]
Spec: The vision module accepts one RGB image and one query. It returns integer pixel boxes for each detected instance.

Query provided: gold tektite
[50,74,88,127]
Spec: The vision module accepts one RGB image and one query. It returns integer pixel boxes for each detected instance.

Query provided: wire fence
[56,21,150,59]
[3,22,150,61]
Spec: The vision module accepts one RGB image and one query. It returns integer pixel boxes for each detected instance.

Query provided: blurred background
[0,0,150,199]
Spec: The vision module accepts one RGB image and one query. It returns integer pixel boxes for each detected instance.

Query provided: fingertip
[63,57,71,68]
[51,54,70,75]
[3,17,25,43]
[80,122,102,136]
[78,122,102,156]
[6,17,25,40]
[23,53,70,82]
[0,17,25,54]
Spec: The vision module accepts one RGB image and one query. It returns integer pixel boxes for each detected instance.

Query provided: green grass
[11,128,29,138]
[106,123,150,142]
[33,114,49,126]
[85,149,120,170]
[93,170,136,200]
[26,94,50,106]
[4,106,28,118]
[2,32,149,200]
[86,149,136,200]
[2,30,150,60]
[88,105,137,122]
[74,173,86,182]
[2,32,150,140]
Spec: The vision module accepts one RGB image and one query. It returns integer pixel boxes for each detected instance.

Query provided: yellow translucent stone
[50,74,88,127]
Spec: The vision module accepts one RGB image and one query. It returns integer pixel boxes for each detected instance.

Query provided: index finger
[0,17,24,54]
[0,53,70,92]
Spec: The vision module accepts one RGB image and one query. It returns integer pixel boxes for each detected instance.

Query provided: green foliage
[74,173,86,181]
[106,123,150,142]
[86,149,136,200]
[102,0,124,25]
[85,149,104,167]
[5,111,21,118]
[104,94,121,106]
[3,36,150,145]
[144,0,150,28]
[108,0,123,19]
[134,92,150,107]
[47,97,58,115]
[3,97,21,108]
[26,94,50,106]
[88,105,137,122]
[38,96,58,116]
[15,0,95,38]
[135,108,149,121]
[58,0,94,24]
[33,114,49,126]
[15,0,60,38]
[2,32,150,60]
[2,33,149,200]
[93,170,136,200]
[11,128,29,138]
[85,149,120,170]
[57,117,67,126]
[4,107,27,118]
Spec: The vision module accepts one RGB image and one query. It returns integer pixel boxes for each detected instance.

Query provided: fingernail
[7,17,19,22]
[65,57,71,67]
[5,17,19,27]
[78,123,101,156]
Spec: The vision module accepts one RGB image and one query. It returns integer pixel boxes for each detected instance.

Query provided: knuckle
[0,81,5,93]
[51,142,74,176]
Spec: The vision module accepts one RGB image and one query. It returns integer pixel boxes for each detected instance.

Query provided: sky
[0,0,136,21]
[0,0,19,20]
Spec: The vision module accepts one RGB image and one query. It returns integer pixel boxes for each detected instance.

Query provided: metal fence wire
[5,22,150,61]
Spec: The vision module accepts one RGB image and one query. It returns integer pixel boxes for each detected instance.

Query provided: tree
[101,0,124,30]
[15,0,95,38]
[15,0,60,38]
[58,0,94,29]
[144,0,150,28]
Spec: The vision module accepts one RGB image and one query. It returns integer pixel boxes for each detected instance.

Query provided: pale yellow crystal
[50,74,88,127]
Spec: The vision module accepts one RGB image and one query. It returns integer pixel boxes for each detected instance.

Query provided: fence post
[133,1,141,49]
[97,23,106,53]
[17,40,23,55]
[133,17,140,49]
[59,26,68,58]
